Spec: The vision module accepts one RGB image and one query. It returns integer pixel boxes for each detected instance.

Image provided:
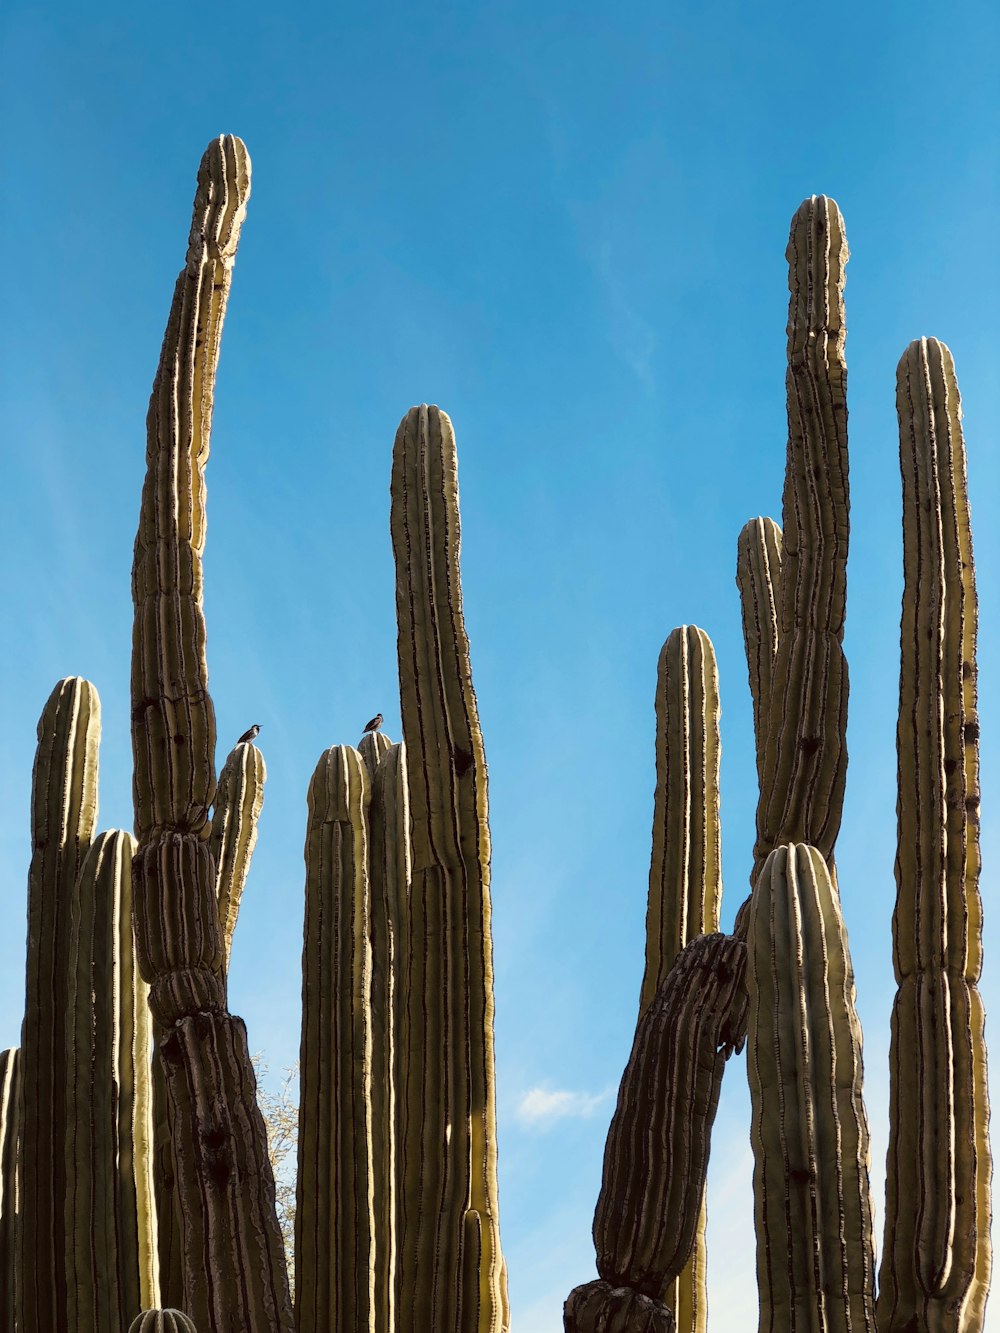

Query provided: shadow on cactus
[0,142,989,1333]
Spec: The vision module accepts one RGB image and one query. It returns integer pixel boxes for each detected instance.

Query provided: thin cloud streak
[516,1085,613,1126]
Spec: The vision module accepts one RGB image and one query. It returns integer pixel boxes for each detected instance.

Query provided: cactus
[129,134,292,1332]
[746,844,875,1330]
[390,404,509,1332]
[295,745,376,1331]
[569,197,990,1333]
[638,625,723,1331]
[17,677,101,1333]
[211,740,267,971]
[129,1311,198,1333]
[878,337,991,1331]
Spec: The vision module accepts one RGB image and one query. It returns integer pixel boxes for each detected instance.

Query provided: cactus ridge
[755,196,850,880]
[131,135,250,842]
[210,739,266,970]
[736,517,783,789]
[18,676,101,1333]
[390,405,508,1332]
[747,843,875,1333]
[295,745,376,1331]
[595,933,748,1300]
[878,337,991,1332]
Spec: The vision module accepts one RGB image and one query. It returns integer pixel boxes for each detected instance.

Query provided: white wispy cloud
[515,1086,612,1126]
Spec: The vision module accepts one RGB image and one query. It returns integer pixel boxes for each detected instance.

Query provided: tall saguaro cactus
[878,338,991,1332]
[130,135,292,1333]
[390,404,509,1333]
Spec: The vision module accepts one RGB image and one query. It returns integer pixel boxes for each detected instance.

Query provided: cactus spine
[878,338,991,1331]
[390,404,508,1333]
[129,134,292,1332]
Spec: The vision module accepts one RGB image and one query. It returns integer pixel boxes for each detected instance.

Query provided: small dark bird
[236,724,261,745]
[362,713,383,734]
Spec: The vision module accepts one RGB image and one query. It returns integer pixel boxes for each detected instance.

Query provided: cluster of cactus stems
[0,139,989,1333]
[565,196,990,1333]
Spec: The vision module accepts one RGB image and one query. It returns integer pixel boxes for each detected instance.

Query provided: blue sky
[2,3,999,1328]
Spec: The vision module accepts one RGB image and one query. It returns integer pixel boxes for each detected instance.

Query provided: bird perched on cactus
[363,713,383,734]
[236,723,261,745]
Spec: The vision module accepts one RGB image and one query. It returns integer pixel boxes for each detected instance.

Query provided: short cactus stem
[594,934,747,1301]
[128,1309,198,1333]
[746,843,875,1332]
[878,338,991,1332]
[211,740,266,970]
[755,196,850,880]
[359,728,392,784]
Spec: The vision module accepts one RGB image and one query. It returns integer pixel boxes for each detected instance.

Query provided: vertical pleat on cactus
[17,677,101,1333]
[390,404,509,1333]
[878,337,991,1333]
[746,844,876,1332]
[129,135,292,1333]
[295,745,376,1333]
[754,196,850,882]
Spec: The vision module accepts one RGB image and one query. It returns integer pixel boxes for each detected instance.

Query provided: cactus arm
[0,1048,20,1329]
[640,626,723,1011]
[131,135,249,842]
[638,625,723,1332]
[755,197,850,880]
[595,934,748,1300]
[878,339,991,1332]
[17,676,101,1333]
[390,404,508,1333]
[736,517,783,788]
[130,138,292,1333]
[295,745,376,1332]
[746,844,875,1332]
[210,741,266,969]
[368,741,411,1333]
